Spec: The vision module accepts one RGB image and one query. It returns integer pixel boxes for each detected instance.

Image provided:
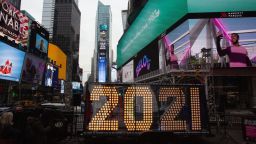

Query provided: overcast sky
[21,0,128,83]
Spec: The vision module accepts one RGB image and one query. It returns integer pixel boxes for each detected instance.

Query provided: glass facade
[42,0,56,39]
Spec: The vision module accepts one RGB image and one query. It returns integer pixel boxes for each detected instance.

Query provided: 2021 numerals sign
[88,85,204,132]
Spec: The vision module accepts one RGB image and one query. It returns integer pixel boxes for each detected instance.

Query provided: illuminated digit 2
[124,86,153,131]
[190,87,202,130]
[159,87,187,131]
[88,86,119,131]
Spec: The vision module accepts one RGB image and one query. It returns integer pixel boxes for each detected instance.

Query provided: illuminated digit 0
[88,86,119,131]
[190,87,202,131]
[124,86,153,131]
[159,87,187,131]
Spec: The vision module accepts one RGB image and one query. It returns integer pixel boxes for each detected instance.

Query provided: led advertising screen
[0,0,29,45]
[243,117,256,142]
[134,40,159,78]
[0,41,25,82]
[45,64,59,87]
[85,84,208,135]
[48,43,67,80]
[100,24,108,31]
[122,60,134,82]
[30,21,49,56]
[35,34,48,54]
[160,20,190,70]
[61,80,64,94]
[189,17,256,68]
[21,54,46,85]
[162,17,256,69]
[72,82,81,90]
[98,57,106,83]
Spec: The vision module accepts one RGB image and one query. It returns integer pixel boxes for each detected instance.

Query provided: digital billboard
[134,40,159,78]
[21,53,46,85]
[85,84,208,135]
[122,60,134,82]
[30,21,49,57]
[72,82,81,90]
[45,63,59,87]
[161,16,256,69]
[48,43,67,80]
[160,20,190,70]
[0,41,25,82]
[243,117,256,142]
[188,17,256,68]
[100,24,108,31]
[60,80,64,94]
[98,57,106,83]
[0,0,29,45]
[35,34,48,54]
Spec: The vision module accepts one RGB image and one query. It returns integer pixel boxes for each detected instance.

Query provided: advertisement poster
[122,60,134,82]
[0,41,25,82]
[134,40,159,78]
[243,117,256,142]
[45,64,58,87]
[36,34,48,54]
[22,53,46,85]
[98,57,106,82]
[0,0,29,44]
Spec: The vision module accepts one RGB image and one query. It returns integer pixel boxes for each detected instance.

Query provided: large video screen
[72,82,81,90]
[35,34,48,54]
[134,40,159,78]
[45,64,59,87]
[0,41,25,82]
[98,57,106,83]
[85,84,208,135]
[162,17,256,69]
[159,20,190,70]
[189,17,256,68]
[22,54,46,85]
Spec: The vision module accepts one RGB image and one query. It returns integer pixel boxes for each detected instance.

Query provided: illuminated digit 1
[190,87,202,131]
[159,87,187,131]
[88,86,119,131]
[124,86,153,131]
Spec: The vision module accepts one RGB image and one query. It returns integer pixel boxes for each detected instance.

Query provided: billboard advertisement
[0,41,25,82]
[98,57,106,83]
[122,60,134,82]
[21,53,46,85]
[161,16,256,69]
[35,34,48,54]
[30,21,49,56]
[160,20,190,70]
[134,40,159,78]
[100,24,108,31]
[0,0,29,45]
[48,43,67,80]
[189,17,256,68]
[45,63,59,87]
[72,82,81,90]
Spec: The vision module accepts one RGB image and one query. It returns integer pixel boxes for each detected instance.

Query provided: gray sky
[21,0,128,83]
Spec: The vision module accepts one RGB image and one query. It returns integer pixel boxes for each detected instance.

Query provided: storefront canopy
[117,0,256,68]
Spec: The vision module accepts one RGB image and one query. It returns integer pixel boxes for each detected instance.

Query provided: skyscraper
[92,1,112,82]
[42,0,56,39]
[42,0,81,104]
[8,0,21,10]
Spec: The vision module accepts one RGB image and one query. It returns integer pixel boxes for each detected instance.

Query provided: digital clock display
[85,84,208,134]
